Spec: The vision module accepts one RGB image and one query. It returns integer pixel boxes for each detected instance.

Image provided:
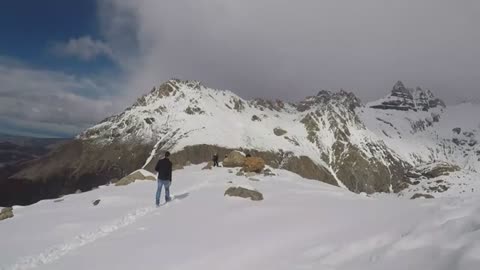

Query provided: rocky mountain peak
[370,81,445,112]
[392,80,407,91]
[296,89,361,112]
[133,79,206,106]
[249,98,287,112]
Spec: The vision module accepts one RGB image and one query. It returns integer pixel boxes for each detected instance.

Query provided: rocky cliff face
[2,79,478,206]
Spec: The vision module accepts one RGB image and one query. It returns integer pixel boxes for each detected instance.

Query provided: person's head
[164,151,171,158]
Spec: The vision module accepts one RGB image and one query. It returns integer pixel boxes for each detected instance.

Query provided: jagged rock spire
[392,81,407,93]
[370,81,445,112]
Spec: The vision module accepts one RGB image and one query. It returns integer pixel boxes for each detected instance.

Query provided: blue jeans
[156,179,171,205]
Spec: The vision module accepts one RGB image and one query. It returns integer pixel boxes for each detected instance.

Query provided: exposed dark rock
[416,162,460,179]
[452,138,464,146]
[224,187,263,201]
[263,168,275,176]
[92,199,101,206]
[411,119,433,132]
[273,128,287,136]
[453,128,462,134]
[0,207,13,221]
[251,115,261,121]
[281,155,338,186]
[329,140,409,193]
[250,99,285,112]
[232,98,245,112]
[130,82,176,109]
[144,118,155,124]
[296,90,361,112]
[283,136,300,146]
[411,193,435,199]
[428,184,449,193]
[300,113,320,144]
[184,106,205,115]
[115,170,155,186]
[406,170,423,179]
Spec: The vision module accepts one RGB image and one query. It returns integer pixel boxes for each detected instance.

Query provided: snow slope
[2,165,480,270]
[360,101,480,171]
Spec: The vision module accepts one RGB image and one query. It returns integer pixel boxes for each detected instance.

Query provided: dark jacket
[155,158,172,181]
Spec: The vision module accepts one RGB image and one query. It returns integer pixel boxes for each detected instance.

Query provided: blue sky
[0,0,113,74]
[0,0,122,137]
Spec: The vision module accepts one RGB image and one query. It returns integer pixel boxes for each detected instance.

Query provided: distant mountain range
[1,80,479,206]
[0,133,69,166]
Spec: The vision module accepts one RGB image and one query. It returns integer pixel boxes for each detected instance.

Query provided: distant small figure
[213,153,219,167]
[155,151,173,206]
[246,153,252,158]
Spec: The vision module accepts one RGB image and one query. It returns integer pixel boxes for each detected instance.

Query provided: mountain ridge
[1,79,479,206]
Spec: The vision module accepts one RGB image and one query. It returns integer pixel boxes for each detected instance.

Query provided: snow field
[1,165,480,269]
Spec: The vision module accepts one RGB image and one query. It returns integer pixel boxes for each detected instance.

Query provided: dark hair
[165,151,171,157]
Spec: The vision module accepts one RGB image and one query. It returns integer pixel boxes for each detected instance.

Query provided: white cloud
[99,0,480,104]
[52,36,114,61]
[0,58,124,136]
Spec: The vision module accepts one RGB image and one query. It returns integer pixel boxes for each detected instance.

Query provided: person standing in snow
[155,151,173,206]
[212,153,219,167]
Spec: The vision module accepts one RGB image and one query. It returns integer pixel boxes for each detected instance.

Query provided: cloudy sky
[1,0,479,137]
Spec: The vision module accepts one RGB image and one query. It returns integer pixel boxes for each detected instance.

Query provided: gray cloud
[52,36,114,61]
[101,0,480,104]
[0,59,120,136]
[3,1,479,137]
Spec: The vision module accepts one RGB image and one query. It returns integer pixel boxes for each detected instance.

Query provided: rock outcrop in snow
[0,207,13,221]
[224,186,264,201]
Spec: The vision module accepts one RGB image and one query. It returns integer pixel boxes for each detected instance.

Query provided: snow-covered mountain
[2,79,479,205]
[362,82,480,173]
[78,79,410,193]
